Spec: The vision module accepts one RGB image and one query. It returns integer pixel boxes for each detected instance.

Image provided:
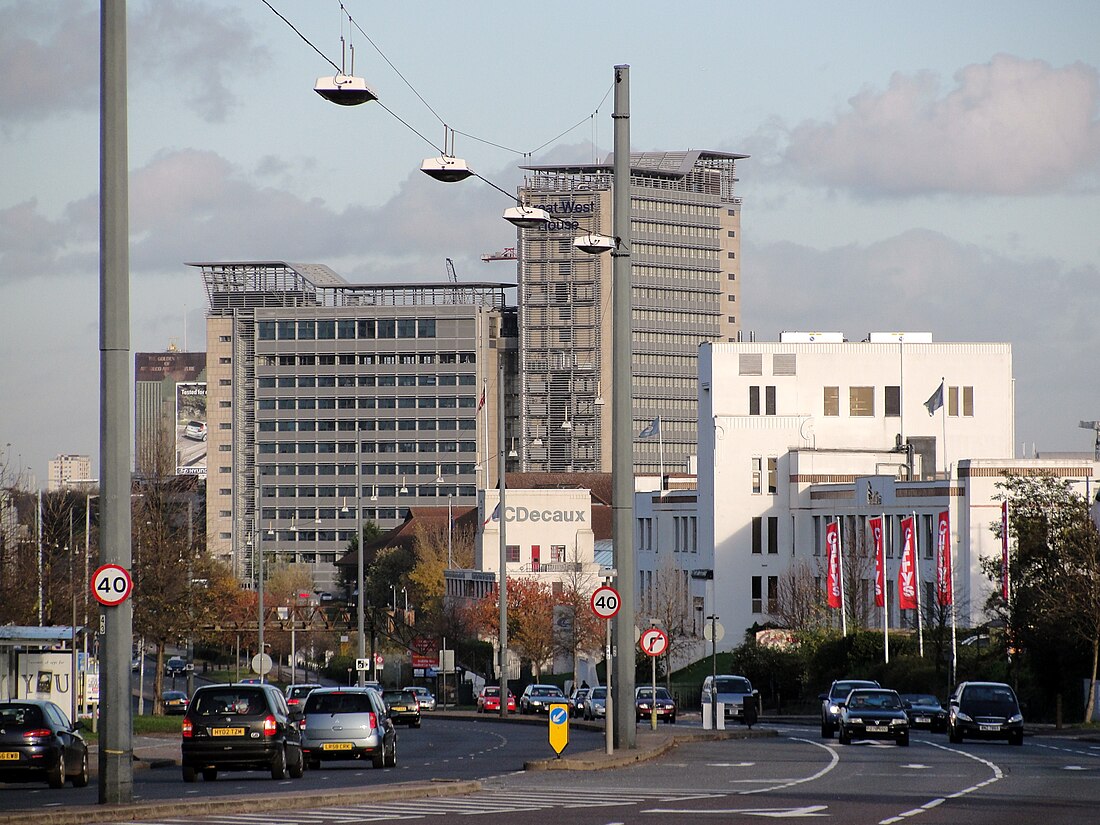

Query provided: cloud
[778,55,1100,196]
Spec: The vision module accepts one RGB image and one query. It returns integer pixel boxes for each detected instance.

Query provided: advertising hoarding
[175,381,207,477]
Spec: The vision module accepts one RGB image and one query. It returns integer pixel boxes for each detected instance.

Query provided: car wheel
[289,748,305,778]
[1010,730,1024,746]
[46,756,65,789]
[271,745,288,780]
[949,725,963,744]
[182,766,197,783]
[71,750,89,788]
[384,738,397,767]
[838,727,851,746]
[202,767,218,781]
[371,747,384,769]
[897,733,910,747]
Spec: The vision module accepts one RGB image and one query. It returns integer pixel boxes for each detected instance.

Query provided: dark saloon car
[568,688,590,717]
[520,684,566,714]
[0,700,88,788]
[635,686,677,723]
[161,690,189,716]
[901,693,948,732]
[948,681,1024,745]
[820,678,880,737]
[181,683,304,782]
[837,688,910,746]
[300,687,396,769]
[382,689,421,728]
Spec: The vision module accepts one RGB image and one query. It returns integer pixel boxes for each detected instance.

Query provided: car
[476,686,516,713]
[900,693,948,732]
[181,682,305,782]
[239,677,262,684]
[284,683,323,710]
[381,689,421,728]
[568,688,590,717]
[165,656,193,677]
[836,688,910,746]
[0,700,89,789]
[635,686,677,723]
[520,684,566,714]
[131,654,142,672]
[299,686,396,770]
[947,681,1024,745]
[403,686,436,711]
[183,420,207,441]
[701,674,758,725]
[161,690,189,716]
[820,679,880,737]
[583,686,608,720]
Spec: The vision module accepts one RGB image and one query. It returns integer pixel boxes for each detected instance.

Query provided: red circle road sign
[91,564,133,606]
[590,585,621,619]
[640,628,669,657]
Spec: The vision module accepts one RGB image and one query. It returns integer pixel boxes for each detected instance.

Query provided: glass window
[357,320,375,339]
[948,386,959,416]
[751,517,762,553]
[768,457,778,494]
[258,320,275,340]
[885,385,901,417]
[417,319,436,338]
[768,516,778,553]
[849,386,874,416]
[317,320,335,340]
[397,319,416,338]
[824,386,839,416]
[962,386,974,416]
[338,320,356,339]
[748,386,760,415]
[277,320,296,340]
[297,320,315,340]
[377,319,395,339]
[751,457,761,494]
[765,386,776,416]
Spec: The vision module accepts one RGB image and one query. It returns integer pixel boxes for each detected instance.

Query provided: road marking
[879,742,1004,825]
[1036,741,1100,759]
[707,761,756,767]
[901,764,931,769]
[643,805,828,818]
[738,738,839,796]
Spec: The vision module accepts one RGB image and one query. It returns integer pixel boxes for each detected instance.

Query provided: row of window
[636,516,699,553]
[259,484,477,502]
[258,374,477,389]
[745,384,977,418]
[258,419,476,433]
[258,440,477,454]
[258,395,477,411]
[256,353,477,368]
[258,318,438,341]
[259,462,477,478]
[751,576,935,620]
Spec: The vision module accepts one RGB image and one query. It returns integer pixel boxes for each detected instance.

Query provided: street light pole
[356,429,365,686]
[497,357,509,719]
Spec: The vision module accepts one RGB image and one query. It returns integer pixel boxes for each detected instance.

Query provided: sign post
[590,582,619,755]
[548,702,569,757]
[640,627,668,730]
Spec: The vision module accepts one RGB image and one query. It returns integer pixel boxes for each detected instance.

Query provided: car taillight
[262,715,277,736]
[23,728,52,739]
[367,712,377,730]
[298,718,306,731]
[182,718,193,738]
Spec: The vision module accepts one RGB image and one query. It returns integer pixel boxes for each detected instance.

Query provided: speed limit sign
[92,564,133,607]
[590,585,621,620]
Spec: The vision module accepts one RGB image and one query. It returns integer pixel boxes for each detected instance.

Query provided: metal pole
[256,499,264,681]
[356,430,365,686]
[710,612,718,730]
[83,496,92,717]
[650,623,657,731]
[605,614,613,755]
[497,358,509,719]
[99,0,133,803]
[610,63,636,751]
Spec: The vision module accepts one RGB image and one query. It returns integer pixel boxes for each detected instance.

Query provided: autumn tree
[469,577,558,680]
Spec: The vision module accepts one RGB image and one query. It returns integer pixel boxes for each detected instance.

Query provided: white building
[47,454,93,491]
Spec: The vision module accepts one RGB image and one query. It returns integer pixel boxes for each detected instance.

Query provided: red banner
[1001,501,1010,602]
[825,521,842,609]
[936,510,953,606]
[870,517,885,608]
[897,516,918,610]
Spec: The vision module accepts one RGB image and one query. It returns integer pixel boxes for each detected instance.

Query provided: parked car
[181,683,305,782]
[284,683,323,710]
[382,689,422,728]
[900,693,948,732]
[568,688,590,717]
[837,688,910,746]
[299,686,396,770]
[520,684,566,714]
[635,686,677,723]
[165,656,193,677]
[183,420,207,441]
[701,674,758,724]
[403,686,436,711]
[820,679,880,737]
[161,690,189,716]
[476,686,516,713]
[948,681,1024,746]
[0,700,89,789]
[583,686,608,720]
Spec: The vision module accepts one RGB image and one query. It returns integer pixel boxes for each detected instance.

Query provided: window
[751,517,762,554]
[418,319,436,338]
[739,353,762,376]
[824,386,839,416]
[218,356,231,365]
[948,386,958,416]
[768,516,778,554]
[338,320,356,339]
[768,457,778,494]
[298,320,315,340]
[765,385,776,415]
[506,545,520,563]
[767,576,778,613]
[748,386,760,415]
[751,576,762,613]
[397,319,416,339]
[962,386,974,416]
[885,385,901,417]
[277,320,295,340]
[751,457,762,494]
[317,320,335,340]
[849,386,874,416]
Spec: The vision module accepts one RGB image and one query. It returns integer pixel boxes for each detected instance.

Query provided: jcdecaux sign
[490,506,587,524]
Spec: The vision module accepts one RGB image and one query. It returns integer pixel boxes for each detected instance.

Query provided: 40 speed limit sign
[590,585,621,619]
[92,564,133,607]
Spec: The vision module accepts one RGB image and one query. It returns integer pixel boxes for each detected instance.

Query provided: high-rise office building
[516,150,746,476]
[194,261,515,591]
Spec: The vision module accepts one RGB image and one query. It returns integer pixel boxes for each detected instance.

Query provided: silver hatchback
[299,687,397,770]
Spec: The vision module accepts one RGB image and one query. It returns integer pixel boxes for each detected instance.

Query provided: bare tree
[642,552,697,685]
[773,559,828,633]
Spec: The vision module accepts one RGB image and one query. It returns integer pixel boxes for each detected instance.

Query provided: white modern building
[46,455,93,491]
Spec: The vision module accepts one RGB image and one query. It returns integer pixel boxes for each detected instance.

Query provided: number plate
[0,752,20,761]
[866,725,889,733]
[979,724,1000,732]
[322,742,353,751]
[390,706,407,712]
[915,716,930,724]
[211,727,245,737]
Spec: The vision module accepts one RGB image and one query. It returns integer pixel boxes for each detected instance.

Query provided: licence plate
[979,724,1000,732]
[391,706,407,712]
[322,742,353,751]
[915,716,930,724]
[0,752,19,761]
[866,725,889,733]
[211,727,245,737]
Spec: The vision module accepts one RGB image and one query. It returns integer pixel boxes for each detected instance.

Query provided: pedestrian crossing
[119,786,726,824]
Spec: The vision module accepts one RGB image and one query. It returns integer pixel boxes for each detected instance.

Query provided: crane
[1080,420,1100,461]
[445,258,458,283]
[481,247,516,262]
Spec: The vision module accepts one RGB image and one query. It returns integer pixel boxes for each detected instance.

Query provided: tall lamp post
[356,427,365,686]
[497,357,510,718]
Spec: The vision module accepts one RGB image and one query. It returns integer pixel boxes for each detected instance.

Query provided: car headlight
[1008,713,1023,724]
[829,704,840,715]
[954,710,973,723]
[847,716,862,724]
[891,718,907,726]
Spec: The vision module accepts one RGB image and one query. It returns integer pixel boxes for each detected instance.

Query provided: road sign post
[640,627,668,730]
[548,702,569,757]
[590,583,619,755]
[91,564,133,607]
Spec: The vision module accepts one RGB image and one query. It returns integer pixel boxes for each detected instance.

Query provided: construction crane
[1080,420,1100,461]
[481,247,517,262]
[445,258,458,283]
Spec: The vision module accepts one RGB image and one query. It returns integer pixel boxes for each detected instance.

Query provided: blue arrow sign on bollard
[548,703,569,756]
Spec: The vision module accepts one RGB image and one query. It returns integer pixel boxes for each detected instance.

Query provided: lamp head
[573,234,615,255]
[421,155,473,183]
[502,205,551,229]
[314,74,379,106]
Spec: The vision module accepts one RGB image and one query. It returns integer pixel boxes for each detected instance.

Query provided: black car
[165,656,192,677]
[381,689,421,728]
[820,679,880,737]
[181,683,305,781]
[0,700,89,788]
[901,693,948,732]
[161,690,189,716]
[837,688,910,746]
[948,681,1024,745]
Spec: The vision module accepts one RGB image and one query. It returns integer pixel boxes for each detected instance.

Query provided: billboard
[175,382,207,476]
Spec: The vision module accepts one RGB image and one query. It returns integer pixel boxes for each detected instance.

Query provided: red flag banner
[897,516,918,610]
[1001,501,1010,602]
[825,521,842,609]
[870,517,885,608]
[936,510,953,606]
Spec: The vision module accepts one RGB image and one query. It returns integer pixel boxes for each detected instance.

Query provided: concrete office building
[47,455,93,491]
[135,348,206,477]
[516,150,746,477]
[195,261,515,592]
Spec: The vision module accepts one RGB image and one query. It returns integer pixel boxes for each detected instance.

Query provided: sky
[1,0,1098,483]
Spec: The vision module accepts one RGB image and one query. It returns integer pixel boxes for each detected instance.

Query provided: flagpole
[837,517,847,637]
[481,378,489,490]
[940,376,947,480]
[658,415,664,491]
[949,512,957,687]
[882,512,889,663]
[914,510,923,657]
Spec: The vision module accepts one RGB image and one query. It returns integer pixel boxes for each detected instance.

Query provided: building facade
[515,150,746,477]
[46,455,93,491]
[196,261,515,592]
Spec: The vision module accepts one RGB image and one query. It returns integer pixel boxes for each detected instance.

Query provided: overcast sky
[1,0,1098,483]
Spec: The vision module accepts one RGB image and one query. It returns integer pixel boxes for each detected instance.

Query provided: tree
[773,559,829,633]
[641,552,698,686]
[468,577,558,680]
[407,518,474,621]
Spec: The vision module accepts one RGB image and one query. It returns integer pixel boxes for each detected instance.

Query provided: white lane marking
[708,761,756,767]
[879,741,1004,825]
[1036,741,1100,759]
[901,764,931,769]
[643,805,828,818]
[739,737,839,796]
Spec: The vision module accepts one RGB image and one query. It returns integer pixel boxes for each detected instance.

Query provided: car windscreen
[903,694,939,706]
[848,692,901,710]
[714,677,751,694]
[305,692,375,714]
[637,688,672,700]
[961,686,1019,715]
[191,689,267,717]
[0,705,44,729]
[590,688,606,699]
[533,687,561,696]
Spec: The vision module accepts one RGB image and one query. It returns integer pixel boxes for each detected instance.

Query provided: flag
[477,388,486,413]
[639,416,660,439]
[825,521,842,609]
[924,381,944,416]
[482,500,500,527]
[897,516,918,610]
[870,516,885,608]
[936,510,953,606]
[1001,501,1010,602]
